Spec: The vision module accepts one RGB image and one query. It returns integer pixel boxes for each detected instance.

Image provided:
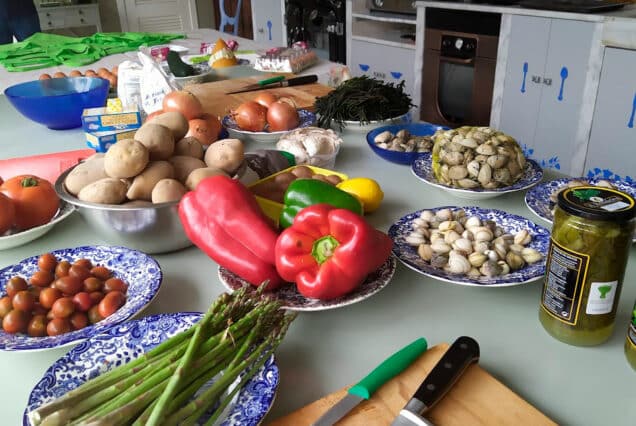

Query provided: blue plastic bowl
[366,122,449,165]
[4,77,110,130]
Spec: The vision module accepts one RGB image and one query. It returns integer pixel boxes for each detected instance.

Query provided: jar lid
[557,186,636,222]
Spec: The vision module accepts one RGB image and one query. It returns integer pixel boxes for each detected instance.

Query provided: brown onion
[162,90,204,120]
[253,92,279,109]
[186,113,222,145]
[267,101,300,132]
[234,101,268,132]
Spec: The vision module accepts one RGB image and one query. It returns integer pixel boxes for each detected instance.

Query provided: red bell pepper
[275,203,393,300]
[178,175,283,289]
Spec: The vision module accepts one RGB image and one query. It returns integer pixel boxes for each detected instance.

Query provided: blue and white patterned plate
[389,206,550,287]
[411,155,543,200]
[23,312,278,426]
[222,109,316,144]
[0,245,162,351]
[218,256,396,311]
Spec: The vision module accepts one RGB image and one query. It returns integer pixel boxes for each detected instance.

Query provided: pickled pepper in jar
[539,186,635,346]
[626,301,636,370]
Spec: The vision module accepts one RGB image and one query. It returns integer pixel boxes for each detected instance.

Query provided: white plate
[335,112,411,133]
[222,109,316,144]
[0,245,162,351]
[0,201,75,251]
[411,154,543,200]
[23,312,278,426]
[524,176,636,242]
[218,256,396,311]
[388,206,550,287]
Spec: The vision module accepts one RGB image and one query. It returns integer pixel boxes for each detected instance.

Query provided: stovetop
[518,0,628,13]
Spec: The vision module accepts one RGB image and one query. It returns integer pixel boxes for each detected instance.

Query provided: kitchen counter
[1,90,636,424]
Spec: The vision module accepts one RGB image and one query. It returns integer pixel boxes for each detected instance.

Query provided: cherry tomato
[0,193,15,234]
[83,277,103,293]
[69,265,91,282]
[90,266,111,280]
[32,303,48,316]
[87,305,104,324]
[98,291,126,318]
[5,276,28,297]
[0,175,59,231]
[70,312,89,330]
[0,296,12,318]
[12,290,35,312]
[39,287,62,309]
[27,314,48,337]
[89,291,104,306]
[54,275,83,296]
[72,292,93,312]
[46,309,55,321]
[47,318,71,336]
[30,270,54,287]
[38,253,58,271]
[29,286,42,299]
[55,260,71,278]
[51,297,75,318]
[104,278,128,293]
[73,258,93,270]
[3,309,30,334]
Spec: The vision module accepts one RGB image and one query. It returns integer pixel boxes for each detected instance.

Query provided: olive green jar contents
[539,186,636,346]
[626,301,636,370]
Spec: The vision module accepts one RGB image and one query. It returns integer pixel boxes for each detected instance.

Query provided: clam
[406,233,427,246]
[452,238,473,254]
[457,179,480,189]
[514,230,532,246]
[444,230,462,245]
[431,239,452,254]
[438,220,460,232]
[420,210,435,222]
[430,253,449,269]
[464,216,482,229]
[446,251,472,274]
[480,260,502,277]
[498,260,511,275]
[468,251,488,267]
[435,208,453,221]
[521,247,543,264]
[374,131,393,144]
[505,251,526,270]
[448,165,469,180]
[477,164,492,186]
[418,244,433,261]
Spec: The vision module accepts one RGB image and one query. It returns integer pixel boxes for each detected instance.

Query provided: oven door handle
[440,56,475,65]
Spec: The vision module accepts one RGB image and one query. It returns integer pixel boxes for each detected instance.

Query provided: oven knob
[465,42,475,51]
[454,38,464,50]
[442,39,451,48]
[373,0,384,7]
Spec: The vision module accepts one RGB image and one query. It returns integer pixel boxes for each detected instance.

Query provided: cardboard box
[85,129,138,153]
[81,106,142,132]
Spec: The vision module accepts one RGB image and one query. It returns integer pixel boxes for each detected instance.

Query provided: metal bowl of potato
[54,166,192,254]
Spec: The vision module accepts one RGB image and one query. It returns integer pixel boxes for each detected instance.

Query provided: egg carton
[253,48,318,74]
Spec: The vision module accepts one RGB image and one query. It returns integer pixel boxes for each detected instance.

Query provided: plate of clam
[388,206,550,287]
[411,126,543,200]
[524,177,636,242]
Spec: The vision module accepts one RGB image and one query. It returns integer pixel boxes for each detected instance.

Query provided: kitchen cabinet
[36,4,102,33]
[497,15,596,176]
[584,47,636,181]
[347,0,417,98]
[251,0,286,47]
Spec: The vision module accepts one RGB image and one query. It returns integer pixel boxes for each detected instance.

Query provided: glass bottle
[539,186,635,346]
[625,300,636,370]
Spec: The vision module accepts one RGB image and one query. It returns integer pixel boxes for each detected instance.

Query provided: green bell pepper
[279,179,363,228]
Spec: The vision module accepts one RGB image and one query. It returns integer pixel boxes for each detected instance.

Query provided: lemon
[337,177,384,213]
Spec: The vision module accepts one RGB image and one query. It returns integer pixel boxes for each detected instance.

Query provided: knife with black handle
[391,336,480,426]
[226,74,318,94]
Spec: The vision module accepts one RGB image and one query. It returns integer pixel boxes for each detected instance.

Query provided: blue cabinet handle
[267,20,272,41]
[521,61,528,93]
[359,64,370,72]
[558,66,568,102]
[628,92,636,129]
[390,72,402,79]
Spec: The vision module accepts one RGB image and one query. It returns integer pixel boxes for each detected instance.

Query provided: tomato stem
[20,177,40,187]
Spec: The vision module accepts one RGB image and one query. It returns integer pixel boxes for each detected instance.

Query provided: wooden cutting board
[267,343,556,426]
[185,76,333,119]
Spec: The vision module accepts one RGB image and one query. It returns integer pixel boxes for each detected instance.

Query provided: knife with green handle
[312,337,428,426]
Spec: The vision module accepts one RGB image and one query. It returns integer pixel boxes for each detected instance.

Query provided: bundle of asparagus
[28,286,297,426]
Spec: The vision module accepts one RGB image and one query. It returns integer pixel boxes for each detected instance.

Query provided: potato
[174,137,204,159]
[291,165,314,178]
[204,138,244,174]
[134,123,175,160]
[126,161,175,201]
[64,157,108,196]
[168,156,207,183]
[312,174,329,183]
[273,172,296,188]
[150,111,189,141]
[77,178,128,204]
[151,178,188,203]
[325,174,343,185]
[185,167,228,190]
[104,139,149,178]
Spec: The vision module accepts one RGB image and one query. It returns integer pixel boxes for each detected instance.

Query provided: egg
[69,70,82,77]
[85,70,98,77]
[290,165,314,179]
[39,73,52,80]
[53,71,66,78]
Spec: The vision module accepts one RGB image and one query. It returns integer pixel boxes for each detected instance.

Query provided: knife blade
[226,74,318,94]
[391,336,480,426]
[312,337,428,426]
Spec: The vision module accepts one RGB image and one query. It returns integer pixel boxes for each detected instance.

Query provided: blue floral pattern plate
[0,245,162,351]
[411,155,543,200]
[389,206,550,287]
[218,256,396,311]
[23,312,278,426]
[222,109,316,144]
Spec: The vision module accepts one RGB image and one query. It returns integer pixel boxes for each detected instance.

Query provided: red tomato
[162,90,204,120]
[39,287,62,309]
[47,318,71,336]
[83,277,103,293]
[12,290,35,312]
[27,314,47,337]
[98,291,126,318]
[70,312,89,330]
[72,292,93,312]
[30,270,54,287]
[38,253,58,271]
[0,193,15,234]
[51,297,75,318]
[0,296,12,318]
[0,175,59,231]
[104,278,128,293]
[54,275,83,296]
[3,309,30,334]
[5,276,28,297]
[87,305,104,324]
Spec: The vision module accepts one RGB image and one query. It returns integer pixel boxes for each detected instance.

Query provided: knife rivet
[426,384,435,391]
[444,362,453,369]
[460,343,468,349]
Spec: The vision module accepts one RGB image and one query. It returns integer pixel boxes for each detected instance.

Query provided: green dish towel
[0,32,185,72]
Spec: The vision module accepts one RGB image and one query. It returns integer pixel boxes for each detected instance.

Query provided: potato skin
[151,178,188,203]
[134,123,175,160]
[64,158,108,196]
[174,137,204,159]
[168,156,207,183]
[204,138,244,174]
[150,111,189,141]
[185,167,228,191]
[126,161,175,201]
[104,139,149,179]
[77,178,128,204]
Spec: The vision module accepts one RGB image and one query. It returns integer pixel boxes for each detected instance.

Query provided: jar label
[541,238,589,325]
[585,281,617,315]
[629,309,636,347]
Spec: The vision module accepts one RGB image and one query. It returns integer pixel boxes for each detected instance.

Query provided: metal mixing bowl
[55,166,192,254]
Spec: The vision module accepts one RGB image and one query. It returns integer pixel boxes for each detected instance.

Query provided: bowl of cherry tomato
[0,245,162,351]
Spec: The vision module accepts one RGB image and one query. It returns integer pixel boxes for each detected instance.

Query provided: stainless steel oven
[367,0,417,15]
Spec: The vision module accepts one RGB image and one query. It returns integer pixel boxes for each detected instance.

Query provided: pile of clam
[373,129,433,153]
[405,208,543,277]
[431,126,526,189]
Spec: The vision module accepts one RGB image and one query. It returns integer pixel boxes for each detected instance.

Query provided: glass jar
[539,186,635,346]
[626,301,636,370]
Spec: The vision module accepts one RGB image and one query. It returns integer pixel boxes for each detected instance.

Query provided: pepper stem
[312,235,339,265]
[20,177,39,187]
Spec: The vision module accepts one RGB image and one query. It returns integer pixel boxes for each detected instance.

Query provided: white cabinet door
[584,47,636,182]
[116,0,198,33]
[251,0,286,47]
